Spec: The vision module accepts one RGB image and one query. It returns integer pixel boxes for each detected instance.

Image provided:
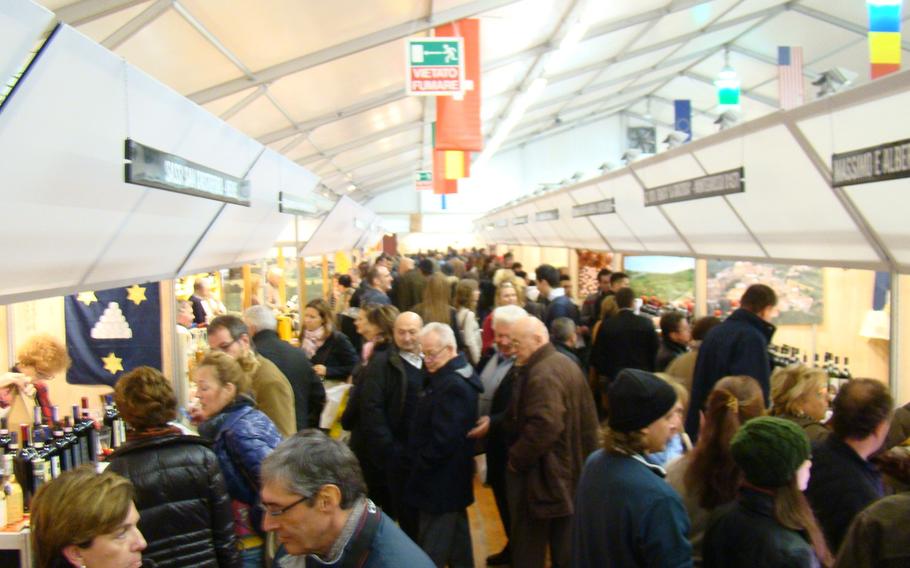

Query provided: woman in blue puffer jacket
[196,351,283,568]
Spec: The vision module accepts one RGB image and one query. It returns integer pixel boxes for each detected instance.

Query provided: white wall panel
[604,175,689,253]
[0,0,53,89]
[300,196,374,257]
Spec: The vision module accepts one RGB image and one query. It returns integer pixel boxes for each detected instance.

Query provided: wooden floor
[467,478,508,568]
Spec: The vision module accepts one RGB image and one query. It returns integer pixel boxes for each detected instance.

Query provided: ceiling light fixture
[715,48,741,108]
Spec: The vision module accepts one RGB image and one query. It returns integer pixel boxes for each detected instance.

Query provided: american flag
[778,46,805,110]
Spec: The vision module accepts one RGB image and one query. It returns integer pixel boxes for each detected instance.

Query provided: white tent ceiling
[32,0,909,204]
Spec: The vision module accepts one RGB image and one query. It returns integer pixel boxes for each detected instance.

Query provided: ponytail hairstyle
[774,481,833,567]
[683,375,765,509]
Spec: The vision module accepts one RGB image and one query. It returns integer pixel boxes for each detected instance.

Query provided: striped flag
[868,0,902,79]
[777,46,804,109]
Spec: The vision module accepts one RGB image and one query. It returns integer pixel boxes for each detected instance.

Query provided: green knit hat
[730,416,811,488]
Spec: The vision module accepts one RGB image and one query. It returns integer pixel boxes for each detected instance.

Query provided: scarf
[125,425,182,443]
[361,341,375,364]
[302,326,327,358]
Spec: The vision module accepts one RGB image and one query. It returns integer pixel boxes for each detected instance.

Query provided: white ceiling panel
[594,46,680,85]
[589,213,643,252]
[735,10,858,64]
[602,174,689,253]
[690,50,778,90]
[544,23,650,78]
[224,94,292,139]
[181,0,426,72]
[671,19,759,61]
[201,86,261,120]
[628,0,741,52]
[661,197,765,258]
[332,129,423,162]
[479,0,570,62]
[716,0,789,25]
[484,58,533,98]
[845,179,910,268]
[307,97,423,150]
[115,9,239,95]
[73,1,154,44]
[267,40,406,124]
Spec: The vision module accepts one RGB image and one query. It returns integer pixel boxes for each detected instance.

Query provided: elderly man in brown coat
[505,316,599,568]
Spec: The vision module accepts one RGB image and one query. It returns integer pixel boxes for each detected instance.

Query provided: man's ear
[317,484,343,512]
[62,544,85,567]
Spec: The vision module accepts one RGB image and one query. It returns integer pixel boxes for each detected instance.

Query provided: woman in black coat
[107,367,239,568]
[301,298,359,385]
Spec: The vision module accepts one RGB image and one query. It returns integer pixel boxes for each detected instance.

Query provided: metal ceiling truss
[320,145,423,181]
[100,0,173,50]
[789,3,910,51]
[187,0,524,105]
[296,120,424,166]
[53,0,152,26]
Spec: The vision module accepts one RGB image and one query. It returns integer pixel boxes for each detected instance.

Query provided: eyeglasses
[214,338,240,353]
[258,495,310,517]
[423,346,450,361]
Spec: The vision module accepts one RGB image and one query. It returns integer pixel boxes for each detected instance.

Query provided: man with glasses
[261,430,434,567]
[207,315,296,437]
[404,323,483,567]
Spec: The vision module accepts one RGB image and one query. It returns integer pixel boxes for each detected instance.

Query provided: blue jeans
[239,545,263,568]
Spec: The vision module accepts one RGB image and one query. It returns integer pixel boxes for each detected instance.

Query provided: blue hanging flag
[674,100,692,141]
[65,283,162,386]
[873,271,890,311]
[441,194,447,210]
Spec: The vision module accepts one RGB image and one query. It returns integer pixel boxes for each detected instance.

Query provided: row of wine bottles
[0,395,126,520]
[768,344,854,382]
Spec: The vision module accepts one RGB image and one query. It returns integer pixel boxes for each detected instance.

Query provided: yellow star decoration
[77,291,98,306]
[101,352,124,375]
[126,284,147,306]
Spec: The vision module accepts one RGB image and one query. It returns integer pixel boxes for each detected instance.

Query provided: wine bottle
[843,357,853,381]
[72,404,89,466]
[0,418,11,454]
[62,421,79,470]
[2,452,23,524]
[37,428,60,480]
[103,395,126,449]
[14,425,40,508]
[83,410,99,463]
[52,429,71,473]
[31,406,44,445]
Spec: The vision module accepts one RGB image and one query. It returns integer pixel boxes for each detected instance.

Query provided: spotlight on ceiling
[621,148,642,165]
[812,67,857,97]
[663,130,690,149]
[714,109,740,131]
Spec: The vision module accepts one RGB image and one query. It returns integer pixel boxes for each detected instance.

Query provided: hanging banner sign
[513,215,529,225]
[124,139,250,205]
[572,198,616,217]
[407,38,465,96]
[415,170,433,191]
[644,168,744,207]
[535,209,560,222]
[831,138,910,187]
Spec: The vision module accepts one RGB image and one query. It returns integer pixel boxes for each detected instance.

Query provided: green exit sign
[407,37,465,96]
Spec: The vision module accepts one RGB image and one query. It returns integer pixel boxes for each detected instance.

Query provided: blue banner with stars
[64,283,162,386]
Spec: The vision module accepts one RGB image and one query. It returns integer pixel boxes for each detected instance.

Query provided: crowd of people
[19,249,910,568]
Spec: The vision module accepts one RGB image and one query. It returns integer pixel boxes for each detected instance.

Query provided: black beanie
[607,369,678,432]
[731,416,811,488]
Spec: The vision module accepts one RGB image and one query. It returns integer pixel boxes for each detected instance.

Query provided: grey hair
[420,322,456,349]
[492,304,528,327]
[261,430,366,510]
[550,317,576,343]
[243,305,277,331]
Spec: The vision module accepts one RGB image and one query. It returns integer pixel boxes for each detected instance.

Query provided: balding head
[394,311,423,354]
[512,316,549,365]
[399,257,414,274]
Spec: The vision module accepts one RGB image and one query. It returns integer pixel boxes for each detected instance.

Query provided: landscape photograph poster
[624,256,696,309]
[707,261,823,325]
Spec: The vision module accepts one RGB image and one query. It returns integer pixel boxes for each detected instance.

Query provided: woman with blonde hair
[195,351,282,568]
[30,466,147,568]
[6,333,70,423]
[454,279,482,365]
[771,364,830,443]
[108,366,237,567]
[666,375,766,564]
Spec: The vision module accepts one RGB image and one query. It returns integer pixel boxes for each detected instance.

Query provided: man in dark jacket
[579,269,612,329]
[358,311,425,538]
[590,287,659,388]
[245,306,325,430]
[506,316,599,568]
[361,265,394,306]
[835,492,910,568]
[685,284,777,441]
[656,311,691,371]
[807,379,892,552]
[572,369,691,567]
[467,304,528,566]
[405,322,482,568]
[263,431,434,568]
[536,264,580,328]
